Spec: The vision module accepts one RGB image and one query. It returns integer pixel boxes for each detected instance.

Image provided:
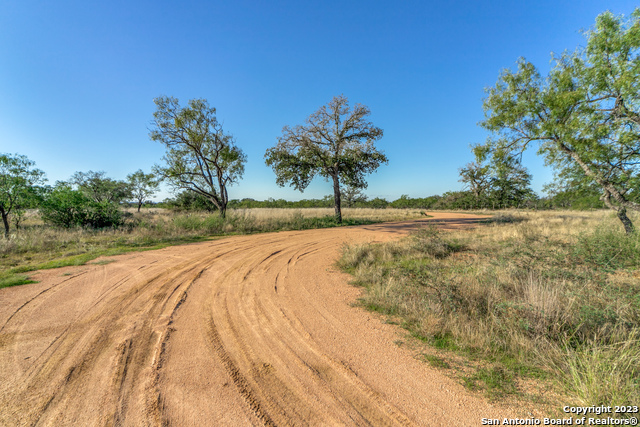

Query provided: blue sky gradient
[1,1,638,201]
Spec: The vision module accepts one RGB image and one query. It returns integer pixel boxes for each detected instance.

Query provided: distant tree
[487,154,535,209]
[341,185,368,207]
[11,185,45,229]
[367,197,389,209]
[480,10,640,233]
[459,150,535,209]
[150,96,246,218]
[127,169,160,212]
[389,194,414,209]
[0,153,46,237]
[71,171,132,204]
[458,161,490,205]
[433,191,476,210]
[543,165,606,209]
[265,95,387,223]
[166,190,218,211]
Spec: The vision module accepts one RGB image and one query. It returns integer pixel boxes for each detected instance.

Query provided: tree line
[3,9,639,235]
[0,160,160,236]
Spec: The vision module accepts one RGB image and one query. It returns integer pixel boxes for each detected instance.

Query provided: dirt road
[0,213,517,426]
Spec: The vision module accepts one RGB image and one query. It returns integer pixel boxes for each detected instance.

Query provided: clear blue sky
[1,0,638,201]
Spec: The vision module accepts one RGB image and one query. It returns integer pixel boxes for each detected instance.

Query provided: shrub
[40,186,123,228]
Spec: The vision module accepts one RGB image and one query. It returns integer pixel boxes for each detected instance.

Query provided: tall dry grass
[339,210,640,410]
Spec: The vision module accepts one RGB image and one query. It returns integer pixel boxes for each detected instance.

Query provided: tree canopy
[71,170,132,204]
[459,151,535,209]
[265,95,387,223]
[479,9,640,232]
[150,96,246,218]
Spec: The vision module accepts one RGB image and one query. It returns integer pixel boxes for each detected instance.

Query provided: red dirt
[0,213,520,426]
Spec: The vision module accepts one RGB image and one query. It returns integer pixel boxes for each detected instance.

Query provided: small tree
[71,171,132,204]
[341,184,368,207]
[459,150,535,209]
[11,185,45,229]
[459,161,490,207]
[487,154,535,209]
[265,95,387,223]
[150,96,246,218]
[0,153,46,236]
[127,169,159,212]
[166,190,219,211]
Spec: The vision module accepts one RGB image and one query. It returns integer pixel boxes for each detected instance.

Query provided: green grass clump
[463,367,518,400]
[557,329,640,411]
[572,227,640,270]
[424,354,451,369]
[0,273,37,289]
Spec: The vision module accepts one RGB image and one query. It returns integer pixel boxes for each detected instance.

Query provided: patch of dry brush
[339,210,640,411]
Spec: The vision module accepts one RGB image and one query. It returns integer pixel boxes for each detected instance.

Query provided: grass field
[0,207,423,289]
[339,210,640,415]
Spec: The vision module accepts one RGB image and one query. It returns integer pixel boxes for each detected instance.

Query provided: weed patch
[572,227,640,271]
[463,367,518,400]
[424,354,451,369]
[0,273,37,289]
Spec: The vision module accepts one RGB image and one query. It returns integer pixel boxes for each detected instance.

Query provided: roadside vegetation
[338,210,640,414]
[0,207,422,289]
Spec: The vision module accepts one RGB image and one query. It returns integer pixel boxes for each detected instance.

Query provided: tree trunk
[332,175,342,223]
[617,207,635,234]
[137,201,142,212]
[602,190,635,234]
[205,192,226,219]
[560,142,640,212]
[219,182,228,219]
[1,208,9,238]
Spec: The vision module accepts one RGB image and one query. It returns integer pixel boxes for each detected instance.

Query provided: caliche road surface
[0,213,517,426]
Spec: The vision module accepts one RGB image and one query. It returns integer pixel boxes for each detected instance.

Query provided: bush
[573,227,640,270]
[83,201,123,228]
[164,190,219,211]
[40,186,123,228]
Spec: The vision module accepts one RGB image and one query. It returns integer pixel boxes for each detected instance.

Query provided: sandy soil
[0,213,521,426]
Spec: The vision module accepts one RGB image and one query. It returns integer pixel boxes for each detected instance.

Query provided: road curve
[0,213,516,426]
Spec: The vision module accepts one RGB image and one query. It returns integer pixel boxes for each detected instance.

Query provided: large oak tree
[265,95,387,223]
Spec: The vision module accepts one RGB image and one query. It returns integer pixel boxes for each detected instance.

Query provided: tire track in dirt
[0,213,519,426]
[0,249,230,425]
[0,270,88,334]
